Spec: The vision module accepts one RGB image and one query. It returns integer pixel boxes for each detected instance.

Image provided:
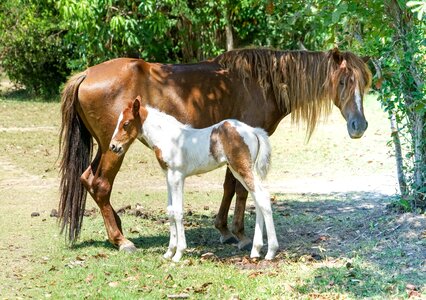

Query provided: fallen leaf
[75,255,86,261]
[164,273,173,281]
[93,252,108,259]
[123,275,138,282]
[194,282,212,293]
[129,227,140,234]
[248,271,264,278]
[167,293,189,299]
[200,252,217,260]
[85,274,94,284]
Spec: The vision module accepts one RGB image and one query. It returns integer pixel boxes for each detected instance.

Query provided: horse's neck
[141,107,191,148]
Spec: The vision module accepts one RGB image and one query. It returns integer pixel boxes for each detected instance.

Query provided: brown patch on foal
[153,146,168,170]
[210,121,255,192]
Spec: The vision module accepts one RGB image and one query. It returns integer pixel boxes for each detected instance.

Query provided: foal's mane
[215,48,371,137]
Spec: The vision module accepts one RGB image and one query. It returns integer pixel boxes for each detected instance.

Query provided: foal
[110,96,278,262]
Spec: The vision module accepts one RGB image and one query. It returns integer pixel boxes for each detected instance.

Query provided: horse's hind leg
[82,149,136,252]
[215,168,238,244]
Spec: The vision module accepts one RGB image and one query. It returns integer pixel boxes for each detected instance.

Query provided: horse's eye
[123,121,130,130]
[339,79,345,86]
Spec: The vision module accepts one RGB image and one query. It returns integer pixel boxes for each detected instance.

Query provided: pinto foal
[110,96,278,262]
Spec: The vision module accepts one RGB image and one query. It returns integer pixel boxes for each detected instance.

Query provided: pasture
[0,93,425,299]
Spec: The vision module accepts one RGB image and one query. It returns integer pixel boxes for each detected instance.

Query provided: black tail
[58,72,91,243]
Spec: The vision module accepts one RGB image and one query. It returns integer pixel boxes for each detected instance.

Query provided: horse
[109,95,278,261]
[59,48,371,252]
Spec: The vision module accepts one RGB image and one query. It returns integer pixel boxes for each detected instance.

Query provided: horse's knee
[92,177,112,201]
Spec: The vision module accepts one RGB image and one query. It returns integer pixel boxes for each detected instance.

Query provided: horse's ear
[133,96,141,117]
[331,47,343,65]
[361,56,370,63]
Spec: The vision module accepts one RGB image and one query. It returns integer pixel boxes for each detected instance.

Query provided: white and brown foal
[110,96,278,262]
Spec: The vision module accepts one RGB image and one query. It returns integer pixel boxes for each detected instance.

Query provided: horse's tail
[253,128,271,180]
[58,71,91,243]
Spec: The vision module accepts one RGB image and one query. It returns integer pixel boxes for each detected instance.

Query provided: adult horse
[59,48,371,252]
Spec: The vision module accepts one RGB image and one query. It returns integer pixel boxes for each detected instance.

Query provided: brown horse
[59,48,371,252]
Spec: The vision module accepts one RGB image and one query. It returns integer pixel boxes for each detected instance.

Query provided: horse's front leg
[83,150,136,252]
[166,171,187,262]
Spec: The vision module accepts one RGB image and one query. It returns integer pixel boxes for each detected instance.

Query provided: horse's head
[110,96,146,155]
[329,48,372,139]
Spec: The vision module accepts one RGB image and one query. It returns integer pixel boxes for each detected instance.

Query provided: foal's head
[328,48,372,139]
[110,96,146,156]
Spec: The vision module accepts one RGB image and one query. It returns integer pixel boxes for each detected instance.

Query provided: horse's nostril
[351,120,358,131]
[110,144,116,151]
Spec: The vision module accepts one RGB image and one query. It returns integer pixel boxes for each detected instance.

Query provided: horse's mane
[215,48,372,137]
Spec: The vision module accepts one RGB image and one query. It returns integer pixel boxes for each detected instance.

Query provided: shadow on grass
[0,87,59,102]
[74,190,425,298]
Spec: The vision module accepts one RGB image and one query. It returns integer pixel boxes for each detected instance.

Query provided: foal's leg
[164,184,178,259]
[82,150,136,252]
[166,171,187,262]
[249,181,278,260]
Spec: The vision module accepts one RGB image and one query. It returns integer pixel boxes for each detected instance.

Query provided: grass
[0,93,425,299]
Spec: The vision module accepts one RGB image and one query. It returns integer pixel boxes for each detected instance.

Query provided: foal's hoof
[119,242,137,253]
[220,235,238,245]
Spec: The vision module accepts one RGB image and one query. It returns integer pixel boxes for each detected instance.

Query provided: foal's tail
[253,128,271,180]
[59,72,91,243]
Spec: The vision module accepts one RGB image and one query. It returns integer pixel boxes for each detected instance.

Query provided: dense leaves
[0,0,70,97]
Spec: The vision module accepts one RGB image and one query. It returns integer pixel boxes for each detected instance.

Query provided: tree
[0,0,69,97]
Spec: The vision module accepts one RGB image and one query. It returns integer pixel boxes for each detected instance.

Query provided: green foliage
[0,0,70,98]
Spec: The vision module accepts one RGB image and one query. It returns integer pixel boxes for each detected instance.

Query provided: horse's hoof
[119,242,137,253]
[220,235,238,245]
[238,241,253,251]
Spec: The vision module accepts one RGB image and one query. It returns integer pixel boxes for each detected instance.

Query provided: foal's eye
[123,121,130,130]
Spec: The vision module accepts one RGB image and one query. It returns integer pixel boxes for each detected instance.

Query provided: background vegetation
[0,2,425,207]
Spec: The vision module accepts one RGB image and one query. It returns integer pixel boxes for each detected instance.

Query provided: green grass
[0,94,425,299]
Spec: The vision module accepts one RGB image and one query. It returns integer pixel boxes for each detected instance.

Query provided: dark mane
[215,48,372,137]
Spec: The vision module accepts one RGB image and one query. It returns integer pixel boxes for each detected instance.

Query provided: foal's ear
[133,96,141,117]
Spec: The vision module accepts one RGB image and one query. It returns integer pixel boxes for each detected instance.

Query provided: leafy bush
[0,0,70,98]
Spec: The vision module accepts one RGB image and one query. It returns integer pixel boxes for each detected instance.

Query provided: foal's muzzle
[109,143,124,155]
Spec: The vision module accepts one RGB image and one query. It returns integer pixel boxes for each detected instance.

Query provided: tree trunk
[224,8,233,51]
[390,112,408,197]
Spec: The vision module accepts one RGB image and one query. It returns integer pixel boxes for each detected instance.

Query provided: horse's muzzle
[347,118,368,139]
